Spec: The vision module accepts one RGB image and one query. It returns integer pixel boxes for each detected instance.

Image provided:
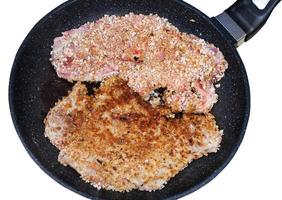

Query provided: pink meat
[50,13,228,113]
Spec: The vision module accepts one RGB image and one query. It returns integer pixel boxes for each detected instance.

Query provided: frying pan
[9,0,280,199]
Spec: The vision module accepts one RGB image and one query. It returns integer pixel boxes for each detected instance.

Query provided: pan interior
[9,0,250,199]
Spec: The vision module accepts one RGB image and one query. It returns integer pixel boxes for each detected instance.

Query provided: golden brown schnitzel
[44,77,222,192]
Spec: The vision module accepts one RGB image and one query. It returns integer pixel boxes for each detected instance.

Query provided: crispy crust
[50,13,228,113]
[44,77,222,192]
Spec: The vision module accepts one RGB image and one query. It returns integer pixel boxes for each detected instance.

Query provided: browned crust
[44,77,222,192]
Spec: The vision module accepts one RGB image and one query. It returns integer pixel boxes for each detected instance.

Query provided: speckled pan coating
[9,0,250,200]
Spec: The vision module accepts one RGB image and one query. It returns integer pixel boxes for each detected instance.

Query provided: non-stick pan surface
[9,0,250,199]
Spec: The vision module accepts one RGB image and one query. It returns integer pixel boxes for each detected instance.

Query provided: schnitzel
[50,13,228,113]
[44,77,222,192]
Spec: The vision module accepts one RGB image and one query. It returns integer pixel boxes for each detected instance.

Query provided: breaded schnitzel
[50,13,228,113]
[44,77,222,192]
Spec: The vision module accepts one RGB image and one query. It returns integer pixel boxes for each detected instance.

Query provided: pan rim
[8,0,250,199]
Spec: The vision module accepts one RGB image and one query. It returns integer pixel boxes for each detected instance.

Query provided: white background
[0,0,281,199]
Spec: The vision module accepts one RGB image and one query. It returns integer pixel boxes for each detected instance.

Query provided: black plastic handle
[226,0,281,42]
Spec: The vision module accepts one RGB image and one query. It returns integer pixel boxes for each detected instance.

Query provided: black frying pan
[9,0,280,199]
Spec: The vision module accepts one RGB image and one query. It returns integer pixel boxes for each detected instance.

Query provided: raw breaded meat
[50,13,228,113]
[44,77,222,192]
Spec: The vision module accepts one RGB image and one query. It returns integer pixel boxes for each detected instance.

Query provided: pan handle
[215,0,280,47]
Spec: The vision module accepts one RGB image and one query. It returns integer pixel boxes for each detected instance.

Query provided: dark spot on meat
[133,56,139,61]
[174,112,183,119]
[84,81,101,95]
[119,115,129,121]
[155,87,167,94]
[117,138,125,144]
[188,138,194,145]
[97,159,103,164]
[159,99,165,105]
[150,33,154,36]
[114,113,145,123]
[148,87,167,106]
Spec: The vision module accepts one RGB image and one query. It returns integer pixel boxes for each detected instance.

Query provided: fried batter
[44,77,222,192]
